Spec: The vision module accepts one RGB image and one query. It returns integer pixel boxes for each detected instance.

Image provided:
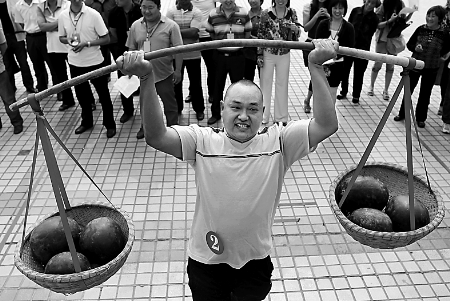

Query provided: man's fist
[308,39,339,65]
[116,51,153,78]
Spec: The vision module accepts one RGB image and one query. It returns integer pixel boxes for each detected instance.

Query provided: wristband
[87,41,91,47]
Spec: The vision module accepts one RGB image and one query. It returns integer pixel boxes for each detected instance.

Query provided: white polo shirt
[13,0,45,34]
[58,3,107,67]
[191,0,215,38]
[37,0,70,53]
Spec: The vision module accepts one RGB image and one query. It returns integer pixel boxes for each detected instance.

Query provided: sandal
[382,91,390,100]
[367,89,374,96]
[304,101,311,113]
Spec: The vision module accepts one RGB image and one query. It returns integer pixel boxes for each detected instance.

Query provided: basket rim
[328,161,446,237]
[14,201,135,283]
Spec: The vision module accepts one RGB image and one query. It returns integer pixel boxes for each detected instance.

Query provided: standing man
[167,0,205,121]
[117,39,339,301]
[0,25,24,134]
[126,0,183,139]
[37,0,76,111]
[0,0,35,93]
[13,0,54,92]
[58,0,116,138]
[108,0,142,123]
[204,0,252,125]
[190,0,216,104]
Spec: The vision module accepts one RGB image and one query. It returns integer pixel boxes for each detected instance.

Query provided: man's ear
[220,100,224,111]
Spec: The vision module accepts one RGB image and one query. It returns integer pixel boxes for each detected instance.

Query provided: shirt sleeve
[170,22,183,47]
[58,13,67,37]
[93,10,109,37]
[191,8,202,29]
[108,8,117,29]
[172,125,199,164]
[0,27,6,44]
[13,3,24,24]
[126,22,137,50]
[280,119,313,168]
[204,11,214,33]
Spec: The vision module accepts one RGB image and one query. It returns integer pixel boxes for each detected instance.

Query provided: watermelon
[30,216,83,265]
[385,195,430,232]
[336,175,389,215]
[348,208,393,232]
[79,217,126,266]
[44,252,91,274]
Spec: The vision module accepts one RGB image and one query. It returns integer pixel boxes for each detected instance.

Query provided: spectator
[191,0,216,104]
[315,0,355,101]
[302,0,330,113]
[243,0,263,81]
[204,0,252,125]
[394,5,450,129]
[367,0,407,100]
[0,0,35,93]
[337,0,380,104]
[167,0,205,121]
[13,0,55,93]
[257,0,300,125]
[37,0,76,111]
[0,24,24,134]
[117,39,339,301]
[126,0,183,139]
[437,0,450,116]
[58,0,116,138]
[108,0,142,123]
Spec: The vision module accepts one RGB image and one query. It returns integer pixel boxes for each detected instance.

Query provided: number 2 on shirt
[206,231,224,255]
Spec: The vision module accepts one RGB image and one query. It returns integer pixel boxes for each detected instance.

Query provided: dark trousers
[175,58,205,114]
[187,256,273,301]
[155,74,179,126]
[48,53,74,105]
[211,50,245,117]
[0,70,23,127]
[26,33,52,92]
[398,68,439,122]
[199,37,215,98]
[439,57,450,106]
[110,44,134,115]
[244,57,259,82]
[340,56,369,98]
[442,66,450,124]
[69,62,116,129]
[4,34,34,91]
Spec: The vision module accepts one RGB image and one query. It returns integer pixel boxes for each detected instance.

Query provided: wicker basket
[329,162,445,249]
[14,202,135,294]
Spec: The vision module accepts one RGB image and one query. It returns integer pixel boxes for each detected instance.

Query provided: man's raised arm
[117,51,183,159]
[307,39,339,148]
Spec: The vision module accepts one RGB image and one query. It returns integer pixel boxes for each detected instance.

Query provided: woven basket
[14,202,135,294]
[329,162,445,249]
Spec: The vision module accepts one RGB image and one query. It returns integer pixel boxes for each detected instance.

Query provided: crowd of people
[1,0,450,136]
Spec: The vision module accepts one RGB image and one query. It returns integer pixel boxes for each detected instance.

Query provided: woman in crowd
[302,0,330,113]
[257,0,300,125]
[244,0,263,81]
[337,0,380,104]
[393,5,450,128]
[315,0,355,101]
[367,0,406,100]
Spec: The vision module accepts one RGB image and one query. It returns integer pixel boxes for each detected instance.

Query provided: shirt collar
[43,0,63,11]
[269,6,288,17]
[176,2,193,11]
[140,15,166,25]
[21,0,43,6]
[217,4,239,15]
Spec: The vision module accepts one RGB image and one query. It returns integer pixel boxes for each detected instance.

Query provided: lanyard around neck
[145,20,161,41]
[70,9,83,32]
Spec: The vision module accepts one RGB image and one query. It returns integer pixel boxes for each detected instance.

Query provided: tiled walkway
[1,0,450,300]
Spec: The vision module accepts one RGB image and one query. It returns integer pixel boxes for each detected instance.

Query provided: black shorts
[187,256,274,301]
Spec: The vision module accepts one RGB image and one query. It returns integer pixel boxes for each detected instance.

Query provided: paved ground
[0,0,450,300]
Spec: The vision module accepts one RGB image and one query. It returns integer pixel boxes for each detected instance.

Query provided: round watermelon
[348,208,393,232]
[385,195,430,232]
[79,217,126,266]
[30,216,83,265]
[336,175,390,216]
[44,252,91,274]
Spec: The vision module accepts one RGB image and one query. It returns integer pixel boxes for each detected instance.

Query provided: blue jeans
[187,256,273,301]
[0,70,23,127]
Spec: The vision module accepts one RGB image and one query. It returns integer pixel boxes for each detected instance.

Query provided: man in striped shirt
[167,0,205,121]
[204,0,252,125]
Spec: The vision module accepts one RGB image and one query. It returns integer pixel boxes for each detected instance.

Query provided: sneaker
[382,91,390,100]
[352,97,360,104]
[207,115,220,125]
[13,125,23,134]
[442,123,450,134]
[367,89,374,96]
[303,100,311,113]
[136,127,144,139]
[438,106,443,116]
[417,121,425,128]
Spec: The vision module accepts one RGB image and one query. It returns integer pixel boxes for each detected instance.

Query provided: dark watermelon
[79,217,126,266]
[385,195,430,232]
[30,216,83,265]
[44,252,91,274]
[336,175,389,215]
[348,208,393,232]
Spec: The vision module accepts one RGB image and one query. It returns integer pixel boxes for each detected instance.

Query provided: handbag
[386,34,406,55]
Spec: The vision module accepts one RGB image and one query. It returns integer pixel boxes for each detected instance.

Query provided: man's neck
[222,4,236,15]
[70,3,82,14]
[123,1,132,13]
[48,0,57,8]
[24,0,33,5]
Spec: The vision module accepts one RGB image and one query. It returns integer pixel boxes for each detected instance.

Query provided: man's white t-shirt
[173,120,313,269]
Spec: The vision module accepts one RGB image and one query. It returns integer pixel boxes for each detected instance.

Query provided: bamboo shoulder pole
[10,39,424,112]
